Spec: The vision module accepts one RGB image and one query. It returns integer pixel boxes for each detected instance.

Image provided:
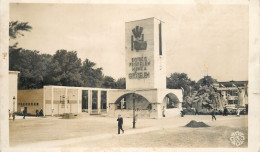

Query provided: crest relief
[131,26,147,51]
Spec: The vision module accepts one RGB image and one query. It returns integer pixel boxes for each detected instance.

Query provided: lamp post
[13,96,16,113]
[133,93,136,128]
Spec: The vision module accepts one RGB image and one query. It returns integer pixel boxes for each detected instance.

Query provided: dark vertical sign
[131,35,133,51]
[159,22,162,56]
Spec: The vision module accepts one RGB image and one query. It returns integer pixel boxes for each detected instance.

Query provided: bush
[183,109,195,115]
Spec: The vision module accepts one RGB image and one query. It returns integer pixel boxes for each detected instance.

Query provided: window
[36,103,39,106]
[31,103,33,106]
[26,103,27,106]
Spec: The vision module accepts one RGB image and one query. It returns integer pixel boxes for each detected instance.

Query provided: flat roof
[125,17,165,23]
[9,71,20,74]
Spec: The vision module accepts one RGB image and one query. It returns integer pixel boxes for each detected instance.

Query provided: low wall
[165,108,181,117]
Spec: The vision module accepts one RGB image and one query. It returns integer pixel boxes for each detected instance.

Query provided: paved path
[14,116,247,148]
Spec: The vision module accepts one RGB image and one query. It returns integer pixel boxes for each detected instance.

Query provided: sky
[10,3,249,82]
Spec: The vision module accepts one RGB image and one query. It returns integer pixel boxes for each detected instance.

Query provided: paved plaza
[9,114,248,148]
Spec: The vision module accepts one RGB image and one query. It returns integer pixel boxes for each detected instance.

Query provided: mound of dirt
[62,113,77,119]
[185,120,210,128]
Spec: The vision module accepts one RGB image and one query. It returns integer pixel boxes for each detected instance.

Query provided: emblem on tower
[131,26,147,51]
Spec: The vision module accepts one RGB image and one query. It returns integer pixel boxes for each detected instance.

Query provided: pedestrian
[211,109,216,121]
[117,114,124,134]
[9,110,11,119]
[39,109,43,116]
[162,106,166,117]
[181,110,184,117]
[36,109,39,117]
[12,112,15,121]
[23,110,26,119]
[195,108,198,115]
[236,108,240,117]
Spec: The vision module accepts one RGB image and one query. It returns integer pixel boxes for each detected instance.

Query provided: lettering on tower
[131,26,147,51]
[128,57,150,79]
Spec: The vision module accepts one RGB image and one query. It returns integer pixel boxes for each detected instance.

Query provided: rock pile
[185,120,210,128]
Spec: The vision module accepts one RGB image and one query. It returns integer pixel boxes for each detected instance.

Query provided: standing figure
[162,106,166,117]
[39,109,43,116]
[36,109,39,117]
[23,110,26,119]
[12,112,15,121]
[9,110,11,119]
[117,114,124,134]
[181,110,184,117]
[236,108,240,117]
[212,109,216,121]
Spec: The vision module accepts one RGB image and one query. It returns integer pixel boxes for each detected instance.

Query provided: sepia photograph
[1,0,260,152]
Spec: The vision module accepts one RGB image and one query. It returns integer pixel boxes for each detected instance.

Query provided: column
[97,90,101,114]
[65,88,67,113]
[77,89,80,114]
[88,90,92,114]
[43,87,46,116]
[106,91,109,113]
[51,86,54,116]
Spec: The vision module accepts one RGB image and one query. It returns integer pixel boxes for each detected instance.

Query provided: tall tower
[125,18,166,90]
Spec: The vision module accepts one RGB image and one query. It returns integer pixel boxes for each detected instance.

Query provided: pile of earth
[185,120,210,128]
[62,113,77,119]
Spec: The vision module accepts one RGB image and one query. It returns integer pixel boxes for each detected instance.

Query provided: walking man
[23,109,26,119]
[12,112,15,121]
[36,109,39,117]
[39,109,43,116]
[212,109,216,121]
[117,114,124,134]
[162,106,166,117]
[236,108,240,117]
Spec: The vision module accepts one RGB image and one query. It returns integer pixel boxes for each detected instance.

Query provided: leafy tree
[47,50,83,87]
[81,59,104,87]
[197,76,217,86]
[9,21,32,40]
[167,73,195,97]
[9,48,50,89]
[102,76,117,88]
[115,77,126,89]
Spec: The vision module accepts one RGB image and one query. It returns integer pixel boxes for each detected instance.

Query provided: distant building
[216,81,248,110]
[17,86,82,116]
[9,71,19,113]
[17,89,43,115]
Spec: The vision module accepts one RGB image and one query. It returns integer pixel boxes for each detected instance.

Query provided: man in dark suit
[117,114,124,134]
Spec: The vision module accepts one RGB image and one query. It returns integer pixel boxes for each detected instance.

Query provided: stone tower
[125,18,166,89]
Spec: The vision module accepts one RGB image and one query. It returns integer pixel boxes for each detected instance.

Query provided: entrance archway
[114,93,151,110]
[161,93,181,117]
[162,93,180,109]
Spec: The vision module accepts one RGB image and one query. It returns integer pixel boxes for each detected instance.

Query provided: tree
[9,48,51,89]
[167,73,195,97]
[197,76,217,86]
[81,59,104,87]
[102,76,117,88]
[9,21,32,40]
[115,78,126,89]
[47,50,83,87]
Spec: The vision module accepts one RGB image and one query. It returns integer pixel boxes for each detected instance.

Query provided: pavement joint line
[13,116,246,148]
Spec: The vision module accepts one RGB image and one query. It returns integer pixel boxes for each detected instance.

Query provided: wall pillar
[88,90,92,114]
[97,90,101,114]
[43,87,46,116]
[65,88,67,113]
[77,89,80,114]
[51,86,54,116]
